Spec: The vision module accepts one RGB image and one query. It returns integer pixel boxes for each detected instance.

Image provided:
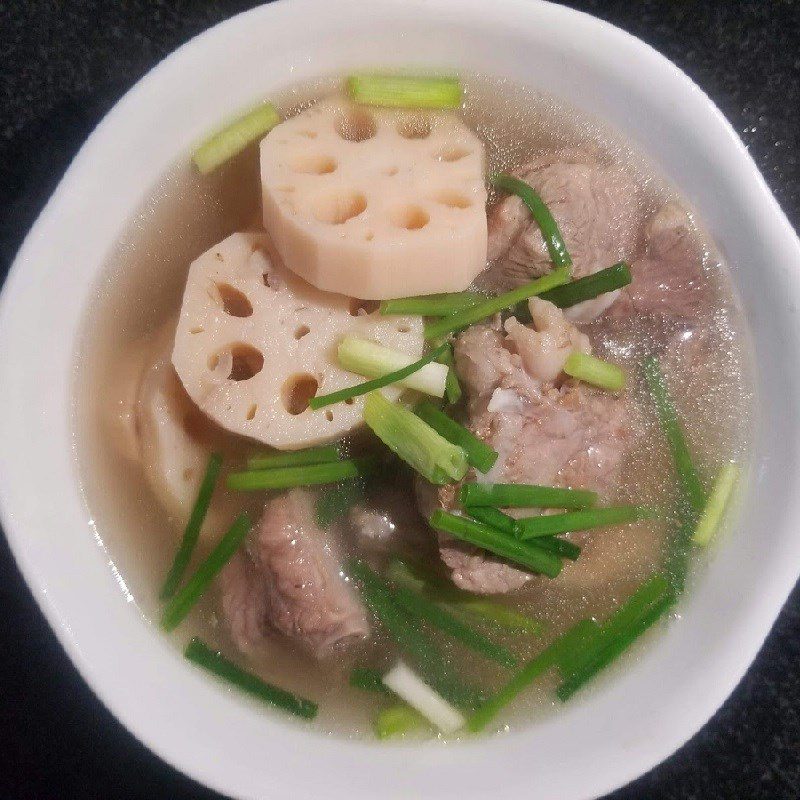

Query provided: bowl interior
[1,2,799,799]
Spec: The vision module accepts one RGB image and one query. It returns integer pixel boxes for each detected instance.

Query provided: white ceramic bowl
[2,1,799,798]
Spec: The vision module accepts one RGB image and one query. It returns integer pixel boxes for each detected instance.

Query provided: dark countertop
[1,2,798,798]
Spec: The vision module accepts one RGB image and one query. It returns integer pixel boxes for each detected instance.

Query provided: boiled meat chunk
[426,309,637,594]
[348,478,433,555]
[505,297,591,382]
[218,490,369,658]
[482,148,643,322]
[217,551,270,651]
[613,201,711,323]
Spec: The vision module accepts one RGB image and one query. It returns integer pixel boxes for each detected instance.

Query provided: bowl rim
[1,1,800,799]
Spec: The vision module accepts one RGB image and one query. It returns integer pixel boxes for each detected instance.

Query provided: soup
[74,72,753,738]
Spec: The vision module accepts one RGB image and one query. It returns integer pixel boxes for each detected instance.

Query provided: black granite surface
[1,1,798,798]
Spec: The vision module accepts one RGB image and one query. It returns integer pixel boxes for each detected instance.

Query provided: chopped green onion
[466,506,520,536]
[600,574,671,641]
[350,667,391,694]
[467,618,595,731]
[554,619,602,678]
[492,173,572,271]
[438,343,463,405]
[644,355,707,590]
[184,638,317,718]
[226,458,377,492]
[383,661,465,734]
[309,343,448,410]
[375,703,427,739]
[380,291,485,317]
[413,401,497,473]
[643,355,705,515]
[517,505,652,539]
[557,583,674,701]
[192,103,280,174]
[337,337,448,397]
[460,482,597,510]
[557,574,671,693]
[532,535,582,561]
[692,463,739,546]
[363,392,468,485]
[348,559,483,709]
[429,510,562,578]
[539,262,631,309]
[391,585,517,668]
[347,74,462,109]
[564,351,627,392]
[247,444,340,471]
[445,370,462,405]
[161,513,251,631]
[315,479,365,528]
[386,558,544,634]
[159,452,223,601]
[424,267,570,341]
[665,514,695,596]
[386,558,428,593]
[446,600,545,634]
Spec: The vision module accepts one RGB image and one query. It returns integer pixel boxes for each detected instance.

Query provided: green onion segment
[557,575,674,700]
[460,482,597,510]
[429,510,562,578]
[386,558,543,634]
[466,506,520,537]
[161,513,252,631]
[338,337,448,398]
[533,535,582,561]
[309,343,448,410]
[469,574,674,729]
[347,559,483,709]
[468,618,593,731]
[185,638,317,719]
[517,505,651,539]
[414,401,497,473]
[192,103,280,174]
[380,292,485,317]
[347,74,463,109]
[438,343,463,405]
[492,173,572,271]
[692,463,739,546]
[390,584,517,668]
[315,479,365,528]
[539,262,632,309]
[375,703,427,739]
[564,351,627,392]
[350,667,391,694]
[226,458,377,492]
[159,452,223,600]
[247,444,341,471]
[363,392,468,485]
[643,355,705,515]
[424,267,570,341]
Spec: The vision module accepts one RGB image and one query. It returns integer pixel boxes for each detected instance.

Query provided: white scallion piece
[338,337,448,397]
[382,661,465,734]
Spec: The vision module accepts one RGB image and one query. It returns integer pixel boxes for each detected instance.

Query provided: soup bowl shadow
[0,1,799,799]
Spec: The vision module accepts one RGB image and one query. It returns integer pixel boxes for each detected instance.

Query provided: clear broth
[73,73,754,738]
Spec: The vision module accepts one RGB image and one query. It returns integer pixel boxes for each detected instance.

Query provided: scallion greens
[159,452,223,601]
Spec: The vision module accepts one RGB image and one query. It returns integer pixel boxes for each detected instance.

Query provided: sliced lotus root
[260,97,488,299]
[172,232,424,450]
